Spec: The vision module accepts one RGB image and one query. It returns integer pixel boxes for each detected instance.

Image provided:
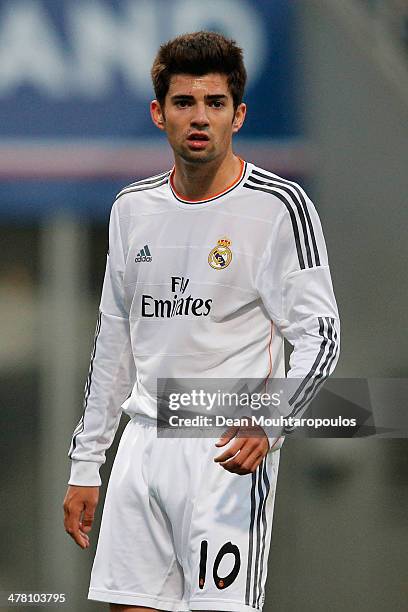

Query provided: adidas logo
[135,244,152,263]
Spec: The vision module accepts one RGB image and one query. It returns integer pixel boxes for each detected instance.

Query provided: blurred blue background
[0,0,302,218]
[0,1,407,611]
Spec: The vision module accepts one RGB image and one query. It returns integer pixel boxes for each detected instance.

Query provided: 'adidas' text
[135,244,152,263]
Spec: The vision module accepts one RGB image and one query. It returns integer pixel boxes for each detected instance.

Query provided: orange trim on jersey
[169,157,245,203]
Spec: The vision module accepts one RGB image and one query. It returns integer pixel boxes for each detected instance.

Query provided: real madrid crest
[208,237,232,270]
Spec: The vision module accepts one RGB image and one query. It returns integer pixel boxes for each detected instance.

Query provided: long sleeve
[68,201,136,486]
[255,190,340,436]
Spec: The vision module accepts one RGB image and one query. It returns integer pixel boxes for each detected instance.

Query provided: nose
[191,102,209,127]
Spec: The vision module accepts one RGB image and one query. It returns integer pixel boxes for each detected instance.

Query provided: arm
[214,191,340,473]
[255,191,341,437]
[64,200,135,547]
[214,192,339,471]
[68,199,135,486]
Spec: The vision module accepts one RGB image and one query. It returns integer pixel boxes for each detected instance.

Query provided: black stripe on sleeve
[252,169,321,267]
[115,176,169,201]
[125,171,170,188]
[289,318,338,420]
[244,182,306,269]
[69,310,102,457]
[284,317,338,432]
[287,317,327,407]
[248,174,314,268]
[83,310,102,407]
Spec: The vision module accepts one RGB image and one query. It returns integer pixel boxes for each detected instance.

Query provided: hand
[214,421,269,475]
[63,485,99,549]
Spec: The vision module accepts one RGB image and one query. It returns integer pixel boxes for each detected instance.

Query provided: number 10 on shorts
[199,540,241,590]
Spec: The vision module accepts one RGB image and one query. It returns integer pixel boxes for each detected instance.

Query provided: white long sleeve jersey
[68,160,340,486]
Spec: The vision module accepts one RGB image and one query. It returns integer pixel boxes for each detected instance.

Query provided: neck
[172,151,243,201]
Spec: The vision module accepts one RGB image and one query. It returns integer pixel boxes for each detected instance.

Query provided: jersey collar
[169,158,247,206]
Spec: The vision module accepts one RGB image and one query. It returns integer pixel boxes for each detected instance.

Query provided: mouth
[186,132,210,149]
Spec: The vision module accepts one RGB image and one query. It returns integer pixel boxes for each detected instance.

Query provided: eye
[210,100,224,108]
[176,100,191,108]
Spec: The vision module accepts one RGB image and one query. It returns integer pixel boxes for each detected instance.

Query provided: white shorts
[88,415,280,611]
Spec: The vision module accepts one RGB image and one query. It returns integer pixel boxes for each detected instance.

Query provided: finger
[239,448,265,474]
[64,503,90,549]
[214,434,263,464]
[77,528,91,548]
[65,519,90,549]
[63,503,80,533]
[80,505,96,534]
[221,446,264,475]
[214,438,245,462]
[215,426,239,447]
[217,439,255,470]
[80,519,93,533]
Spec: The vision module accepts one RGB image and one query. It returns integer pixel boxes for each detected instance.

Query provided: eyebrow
[170,94,228,101]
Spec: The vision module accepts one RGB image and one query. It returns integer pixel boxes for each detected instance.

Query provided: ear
[232,102,247,134]
[150,100,166,131]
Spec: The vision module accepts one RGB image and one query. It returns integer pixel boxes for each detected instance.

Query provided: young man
[63,31,340,612]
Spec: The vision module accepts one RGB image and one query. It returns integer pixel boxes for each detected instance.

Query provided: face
[150,73,246,164]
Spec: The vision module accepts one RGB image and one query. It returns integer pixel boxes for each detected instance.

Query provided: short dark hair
[151,31,247,110]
